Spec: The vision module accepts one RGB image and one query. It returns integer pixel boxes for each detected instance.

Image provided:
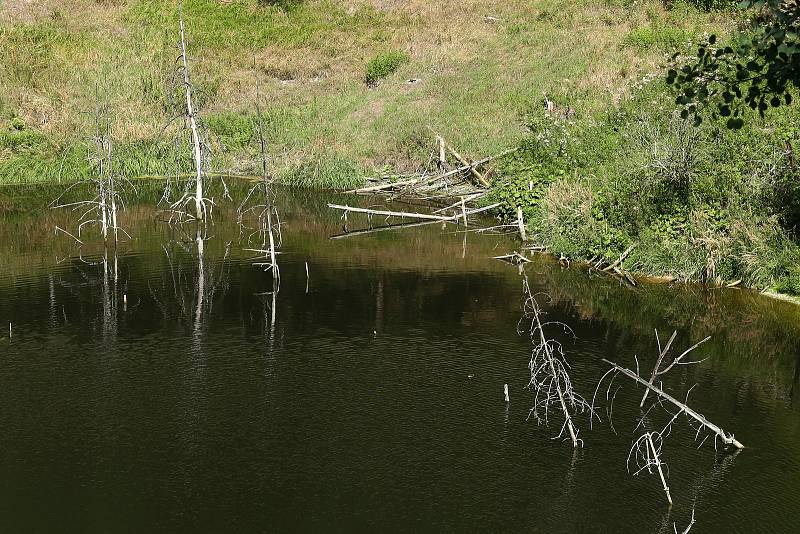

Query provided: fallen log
[601,358,744,449]
[328,204,456,221]
[432,192,487,214]
[602,243,636,272]
[516,206,527,241]
[447,145,490,187]
[346,177,426,194]
[327,202,500,223]
[493,252,531,264]
[347,148,517,195]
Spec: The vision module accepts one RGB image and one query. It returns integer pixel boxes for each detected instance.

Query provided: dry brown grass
[0,0,731,182]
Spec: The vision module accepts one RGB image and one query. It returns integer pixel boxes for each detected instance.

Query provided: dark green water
[1,185,799,533]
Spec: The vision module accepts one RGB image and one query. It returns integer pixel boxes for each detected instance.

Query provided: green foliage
[668,1,799,127]
[256,0,304,10]
[490,148,562,221]
[0,138,183,184]
[496,76,800,291]
[365,51,409,86]
[669,0,739,11]
[127,0,385,51]
[0,20,89,88]
[10,116,25,131]
[283,152,363,189]
[0,144,89,184]
[774,264,800,295]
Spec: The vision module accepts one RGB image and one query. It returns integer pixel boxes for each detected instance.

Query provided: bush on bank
[490,76,800,293]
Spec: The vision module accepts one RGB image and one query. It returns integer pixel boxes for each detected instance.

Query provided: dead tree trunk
[521,276,592,447]
[179,3,205,221]
[602,358,744,449]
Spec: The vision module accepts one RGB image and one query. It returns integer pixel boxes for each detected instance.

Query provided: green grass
[365,51,409,86]
[127,0,387,51]
[0,0,731,186]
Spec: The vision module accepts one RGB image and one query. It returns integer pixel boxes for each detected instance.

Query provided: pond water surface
[0,184,799,533]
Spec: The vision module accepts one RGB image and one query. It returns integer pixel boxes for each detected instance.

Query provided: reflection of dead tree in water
[595,330,743,509]
[155,231,232,334]
[49,246,126,340]
[48,83,129,336]
[673,509,696,534]
[100,246,121,339]
[791,349,800,409]
[249,83,281,373]
[194,228,205,346]
[655,449,738,534]
[518,275,594,447]
[51,88,128,341]
[239,80,281,287]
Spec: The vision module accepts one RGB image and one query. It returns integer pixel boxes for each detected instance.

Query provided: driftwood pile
[350,131,514,199]
[328,133,518,237]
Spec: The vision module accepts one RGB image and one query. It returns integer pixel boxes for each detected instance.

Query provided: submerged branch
[601,358,744,449]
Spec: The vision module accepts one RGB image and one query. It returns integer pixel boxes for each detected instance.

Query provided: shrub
[256,0,303,9]
[10,116,25,131]
[629,113,701,206]
[664,1,738,11]
[365,51,409,86]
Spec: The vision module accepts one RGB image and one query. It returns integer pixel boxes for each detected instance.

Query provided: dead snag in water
[599,354,744,450]
[179,2,205,221]
[640,331,711,408]
[239,78,281,287]
[164,1,217,222]
[520,276,594,447]
[594,333,742,509]
[52,83,127,245]
[627,408,683,506]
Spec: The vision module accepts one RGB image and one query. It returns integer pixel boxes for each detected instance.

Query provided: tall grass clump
[282,152,363,189]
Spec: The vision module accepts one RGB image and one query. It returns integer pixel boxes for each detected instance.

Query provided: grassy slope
[0,0,728,185]
[4,0,798,294]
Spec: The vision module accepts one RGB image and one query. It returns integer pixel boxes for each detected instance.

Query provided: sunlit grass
[0,0,731,186]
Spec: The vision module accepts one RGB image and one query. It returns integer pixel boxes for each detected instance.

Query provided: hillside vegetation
[1,0,729,182]
[2,0,799,294]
